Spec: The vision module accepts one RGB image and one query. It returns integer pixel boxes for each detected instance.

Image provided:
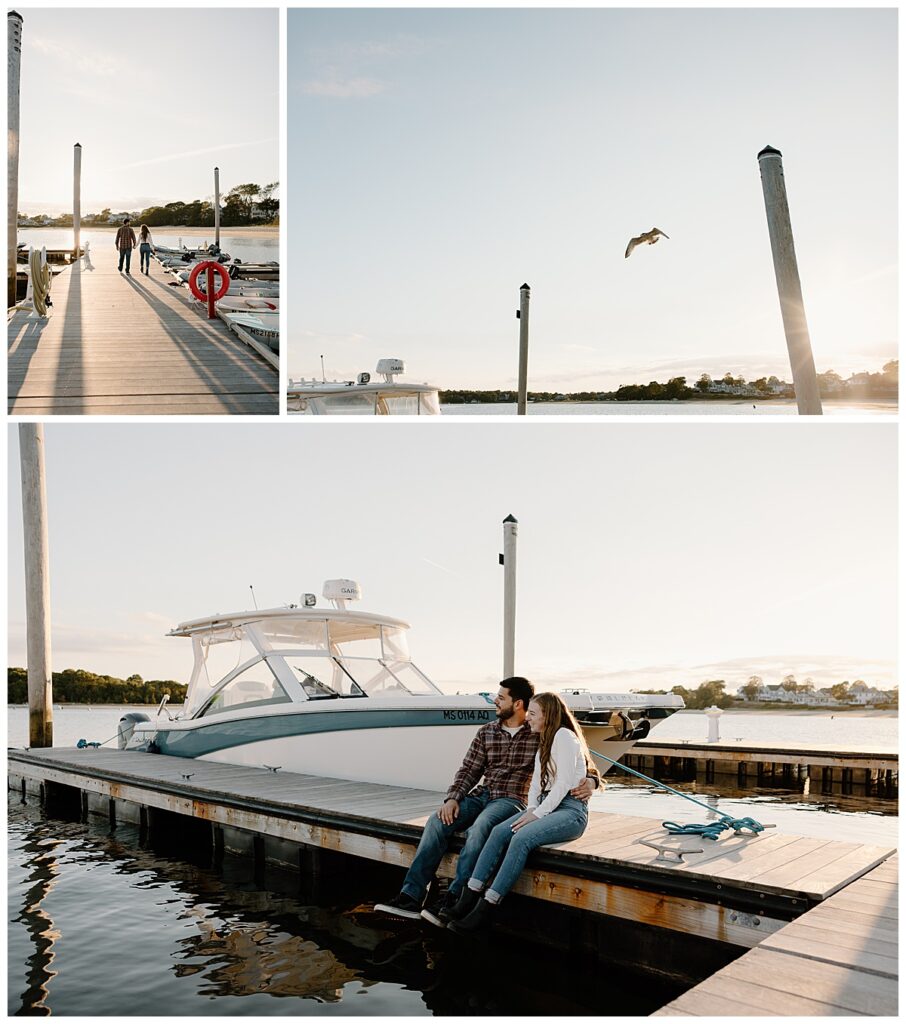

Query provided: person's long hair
[532,691,600,792]
[139,224,151,241]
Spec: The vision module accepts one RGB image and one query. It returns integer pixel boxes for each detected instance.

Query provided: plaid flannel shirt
[115,226,136,252]
[445,720,538,804]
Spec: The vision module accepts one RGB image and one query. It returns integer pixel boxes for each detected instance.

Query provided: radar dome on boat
[323,579,362,607]
[376,358,405,381]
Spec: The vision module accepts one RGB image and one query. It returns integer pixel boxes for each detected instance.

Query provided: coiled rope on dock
[589,745,769,840]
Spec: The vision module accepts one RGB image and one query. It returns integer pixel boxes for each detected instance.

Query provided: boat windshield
[308,393,378,414]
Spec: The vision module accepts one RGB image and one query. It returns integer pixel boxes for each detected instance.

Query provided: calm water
[6,706,896,1014]
[17,228,277,266]
[442,399,897,416]
[7,800,684,1016]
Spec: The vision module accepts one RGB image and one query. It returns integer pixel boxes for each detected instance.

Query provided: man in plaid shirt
[375,676,597,927]
[115,218,136,275]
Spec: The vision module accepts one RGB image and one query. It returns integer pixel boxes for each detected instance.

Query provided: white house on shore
[739,682,894,705]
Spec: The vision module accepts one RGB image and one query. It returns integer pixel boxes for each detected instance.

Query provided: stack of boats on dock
[154,242,279,367]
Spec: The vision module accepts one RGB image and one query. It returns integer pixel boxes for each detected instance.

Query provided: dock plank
[653,852,898,1016]
[8,258,277,415]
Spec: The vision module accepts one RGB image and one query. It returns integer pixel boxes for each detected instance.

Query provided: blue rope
[588,745,768,840]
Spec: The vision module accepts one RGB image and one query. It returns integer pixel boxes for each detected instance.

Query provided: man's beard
[496,704,512,721]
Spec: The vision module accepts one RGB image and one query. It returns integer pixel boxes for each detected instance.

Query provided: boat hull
[129,700,668,792]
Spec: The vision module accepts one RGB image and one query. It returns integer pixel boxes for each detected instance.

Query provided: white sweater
[526,728,587,818]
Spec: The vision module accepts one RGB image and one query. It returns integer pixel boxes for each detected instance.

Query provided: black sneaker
[374,892,423,920]
[444,886,481,923]
[420,889,459,929]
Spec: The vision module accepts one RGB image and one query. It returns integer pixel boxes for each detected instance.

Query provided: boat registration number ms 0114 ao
[442,710,493,722]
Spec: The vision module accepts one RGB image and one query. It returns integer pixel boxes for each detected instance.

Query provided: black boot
[447,897,496,934]
[445,886,481,923]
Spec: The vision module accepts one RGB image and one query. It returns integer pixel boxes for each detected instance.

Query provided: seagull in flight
[625,228,670,259]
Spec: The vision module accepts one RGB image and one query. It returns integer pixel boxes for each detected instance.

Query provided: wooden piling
[516,283,530,415]
[8,10,23,308]
[72,143,81,259]
[18,424,53,747]
[502,513,518,677]
[757,145,823,415]
[214,166,221,248]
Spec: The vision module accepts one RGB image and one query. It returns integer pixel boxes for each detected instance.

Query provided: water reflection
[8,799,682,1016]
[12,827,63,1015]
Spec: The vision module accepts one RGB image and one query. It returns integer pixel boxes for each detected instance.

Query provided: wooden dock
[7,746,895,965]
[654,854,898,1016]
[627,738,897,793]
[7,255,278,414]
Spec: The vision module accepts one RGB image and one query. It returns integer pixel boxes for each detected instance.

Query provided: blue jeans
[470,795,588,902]
[139,243,151,272]
[118,248,132,273]
[401,791,525,902]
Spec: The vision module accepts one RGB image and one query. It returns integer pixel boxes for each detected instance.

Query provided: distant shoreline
[20,225,278,238]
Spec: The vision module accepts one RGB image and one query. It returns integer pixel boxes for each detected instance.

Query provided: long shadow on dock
[123,275,275,415]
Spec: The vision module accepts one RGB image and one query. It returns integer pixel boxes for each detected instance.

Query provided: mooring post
[757,146,822,415]
[501,514,518,677]
[516,283,531,415]
[73,143,81,260]
[214,166,221,249]
[8,10,23,308]
[19,424,53,748]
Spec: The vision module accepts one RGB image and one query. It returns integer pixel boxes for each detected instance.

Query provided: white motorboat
[212,296,279,314]
[219,310,279,345]
[288,359,441,416]
[119,580,684,791]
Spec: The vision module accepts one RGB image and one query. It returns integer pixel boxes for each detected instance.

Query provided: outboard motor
[118,711,150,750]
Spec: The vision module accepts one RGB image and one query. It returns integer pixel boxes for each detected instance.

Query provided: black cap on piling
[9,11,24,20]
[758,145,782,159]
[74,142,81,147]
[520,283,530,291]
[503,514,518,524]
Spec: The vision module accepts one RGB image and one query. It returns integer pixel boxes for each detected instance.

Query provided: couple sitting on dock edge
[114,217,154,277]
[375,677,600,933]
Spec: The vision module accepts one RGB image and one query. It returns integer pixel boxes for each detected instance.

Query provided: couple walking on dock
[114,217,154,276]
[375,677,600,933]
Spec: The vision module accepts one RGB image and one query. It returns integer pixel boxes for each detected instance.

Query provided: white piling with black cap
[8,10,23,308]
[214,166,221,248]
[19,423,53,748]
[501,514,518,677]
[516,283,530,415]
[73,143,81,259]
[757,145,822,415]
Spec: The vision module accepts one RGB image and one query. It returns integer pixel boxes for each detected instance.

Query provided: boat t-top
[287,359,441,415]
[119,580,684,790]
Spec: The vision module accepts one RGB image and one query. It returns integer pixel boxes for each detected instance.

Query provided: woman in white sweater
[447,691,599,933]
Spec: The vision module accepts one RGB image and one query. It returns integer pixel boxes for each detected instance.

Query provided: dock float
[7,257,277,414]
[628,739,897,792]
[8,746,894,976]
[654,854,897,1016]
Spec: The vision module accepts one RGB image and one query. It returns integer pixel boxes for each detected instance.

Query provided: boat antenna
[249,584,258,609]
[320,354,326,382]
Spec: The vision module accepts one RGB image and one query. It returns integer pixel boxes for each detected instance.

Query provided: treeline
[137,182,278,227]
[441,360,898,405]
[7,667,187,705]
[633,681,734,709]
[19,181,279,230]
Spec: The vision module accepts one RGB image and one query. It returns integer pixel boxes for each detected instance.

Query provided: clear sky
[13,8,278,214]
[7,422,897,693]
[288,9,897,391]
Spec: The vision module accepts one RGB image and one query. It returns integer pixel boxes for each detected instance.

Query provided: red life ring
[188,260,230,302]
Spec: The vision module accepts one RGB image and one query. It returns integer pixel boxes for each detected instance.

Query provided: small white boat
[118,580,684,790]
[219,310,279,340]
[288,359,441,416]
[214,296,279,313]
